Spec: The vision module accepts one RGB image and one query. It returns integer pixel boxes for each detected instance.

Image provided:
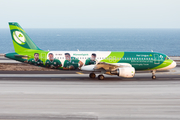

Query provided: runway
[0,67,180,120]
[0,65,179,80]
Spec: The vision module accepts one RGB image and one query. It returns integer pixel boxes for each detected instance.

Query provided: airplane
[5,22,177,80]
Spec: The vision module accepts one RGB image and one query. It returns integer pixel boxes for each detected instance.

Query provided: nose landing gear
[152,70,156,79]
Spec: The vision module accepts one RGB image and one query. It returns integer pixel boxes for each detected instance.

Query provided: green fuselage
[5,51,173,71]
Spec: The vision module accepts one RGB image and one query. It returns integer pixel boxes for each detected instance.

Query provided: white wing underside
[94,62,132,71]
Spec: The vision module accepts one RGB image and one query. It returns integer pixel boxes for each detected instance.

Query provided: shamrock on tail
[18,34,23,37]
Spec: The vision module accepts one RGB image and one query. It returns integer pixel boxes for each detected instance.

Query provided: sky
[0,0,180,28]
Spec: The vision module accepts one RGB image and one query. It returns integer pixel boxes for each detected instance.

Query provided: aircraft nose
[169,61,177,69]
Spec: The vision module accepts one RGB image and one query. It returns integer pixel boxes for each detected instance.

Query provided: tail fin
[9,22,40,53]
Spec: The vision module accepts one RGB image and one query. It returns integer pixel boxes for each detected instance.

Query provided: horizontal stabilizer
[14,55,28,59]
[14,55,28,57]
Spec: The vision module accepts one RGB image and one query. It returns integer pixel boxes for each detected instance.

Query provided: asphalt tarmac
[0,67,180,120]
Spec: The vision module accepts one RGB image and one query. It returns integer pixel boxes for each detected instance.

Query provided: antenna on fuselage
[77,49,79,51]
[151,50,153,52]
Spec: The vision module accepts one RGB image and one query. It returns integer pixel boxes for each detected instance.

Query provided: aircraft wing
[94,62,121,71]
[94,62,132,71]
[81,62,132,72]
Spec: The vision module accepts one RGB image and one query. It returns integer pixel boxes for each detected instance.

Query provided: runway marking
[76,72,84,74]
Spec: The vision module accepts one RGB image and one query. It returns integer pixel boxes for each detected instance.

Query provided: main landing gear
[152,70,156,79]
[89,73,96,78]
[98,75,105,80]
[89,73,105,80]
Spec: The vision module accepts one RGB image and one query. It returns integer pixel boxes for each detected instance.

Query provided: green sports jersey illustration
[85,58,96,65]
[28,58,43,66]
[63,57,80,69]
[45,59,62,68]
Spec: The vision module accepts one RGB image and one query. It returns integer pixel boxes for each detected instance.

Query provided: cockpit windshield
[165,56,170,60]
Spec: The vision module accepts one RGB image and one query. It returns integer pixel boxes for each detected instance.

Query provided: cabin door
[154,54,160,64]
[41,53,46,63]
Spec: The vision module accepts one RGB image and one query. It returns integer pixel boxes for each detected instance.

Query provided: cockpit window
[165,56,170,60]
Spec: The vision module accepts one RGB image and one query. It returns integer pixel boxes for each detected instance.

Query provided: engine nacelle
[110,67,135,78]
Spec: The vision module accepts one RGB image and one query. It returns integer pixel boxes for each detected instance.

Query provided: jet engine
[110,67,135,78]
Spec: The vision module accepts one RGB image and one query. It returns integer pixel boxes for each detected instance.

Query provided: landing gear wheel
[152,75,156,79]
[89,73,96,78]
[151,70,156,79]
[98,75,105,80]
